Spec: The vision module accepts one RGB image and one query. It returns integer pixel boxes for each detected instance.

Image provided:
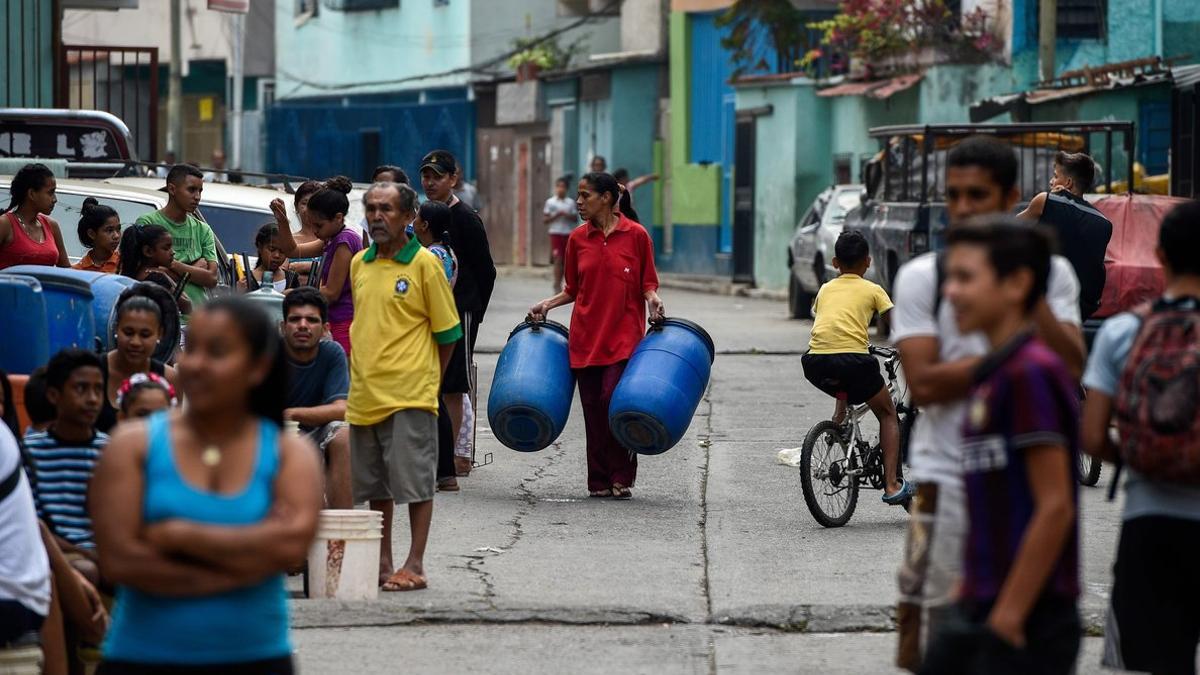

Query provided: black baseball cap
[420,150,457,176]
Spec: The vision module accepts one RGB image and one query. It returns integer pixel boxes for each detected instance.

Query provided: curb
[495,265,784,301]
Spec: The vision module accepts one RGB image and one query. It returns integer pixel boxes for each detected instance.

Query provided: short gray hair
[364,181,419,212]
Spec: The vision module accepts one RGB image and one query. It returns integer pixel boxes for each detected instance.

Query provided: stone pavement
[290,271,1124,673]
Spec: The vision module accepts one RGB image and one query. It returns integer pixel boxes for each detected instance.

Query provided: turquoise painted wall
[276,2,473,99]
[918,63,1022,123]
[610,64,661,221]
[1028,84,1172,186]
[829,93,919,182]
[735,83,834,290]
[1011,0,1199,87]
[0,0,54,107]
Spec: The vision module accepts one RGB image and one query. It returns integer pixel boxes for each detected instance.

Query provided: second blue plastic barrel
[609,318,715,455]
[0,274,50,374]
[4,265,95,355]
[487,320,575,452]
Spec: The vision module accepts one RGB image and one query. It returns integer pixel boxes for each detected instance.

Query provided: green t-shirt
[134,210,217,311]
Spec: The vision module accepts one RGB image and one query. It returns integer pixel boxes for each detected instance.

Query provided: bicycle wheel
[800,420,860,527]
[1077,451,1102,487]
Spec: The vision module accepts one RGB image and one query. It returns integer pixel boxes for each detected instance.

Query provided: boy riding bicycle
[801,231,912,505]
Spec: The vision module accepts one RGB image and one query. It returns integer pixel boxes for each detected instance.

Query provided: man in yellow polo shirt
[347,181,461,592]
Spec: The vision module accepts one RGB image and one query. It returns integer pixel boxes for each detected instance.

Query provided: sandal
[612,484,632,500]
[882,479,915,506]
[589,488,613,498]
[381,569,427,592]
[437,477,460,492]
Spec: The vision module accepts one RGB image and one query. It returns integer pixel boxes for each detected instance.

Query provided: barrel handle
[525,313,542,332]
[648,315,667,332]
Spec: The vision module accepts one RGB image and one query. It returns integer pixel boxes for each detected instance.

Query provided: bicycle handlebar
[868,344,897,359]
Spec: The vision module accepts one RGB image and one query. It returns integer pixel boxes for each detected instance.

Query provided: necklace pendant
[201,445,221,467]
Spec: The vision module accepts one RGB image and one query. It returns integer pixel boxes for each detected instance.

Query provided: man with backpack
[1081,200,1200,674]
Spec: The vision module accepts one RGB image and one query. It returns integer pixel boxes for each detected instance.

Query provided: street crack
[698,376,715,623]
[459,441,567,610]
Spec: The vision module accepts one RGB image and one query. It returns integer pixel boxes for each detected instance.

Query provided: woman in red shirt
[0,163,70,270]
[529,172,664,500]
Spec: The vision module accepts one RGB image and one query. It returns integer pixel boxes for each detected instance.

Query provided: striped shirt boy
[24,429,109,549]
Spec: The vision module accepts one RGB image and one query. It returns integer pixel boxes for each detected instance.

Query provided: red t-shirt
[564,214,659,368]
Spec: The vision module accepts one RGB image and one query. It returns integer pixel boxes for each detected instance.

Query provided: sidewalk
[497,265,787,301]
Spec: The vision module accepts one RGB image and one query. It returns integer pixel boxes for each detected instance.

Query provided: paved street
[291,270,1122,674]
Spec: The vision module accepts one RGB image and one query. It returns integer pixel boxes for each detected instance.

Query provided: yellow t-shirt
[346,237,463,425]
[807,273,894,355]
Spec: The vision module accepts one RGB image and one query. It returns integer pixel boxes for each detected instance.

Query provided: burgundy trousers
[575,360,636,493]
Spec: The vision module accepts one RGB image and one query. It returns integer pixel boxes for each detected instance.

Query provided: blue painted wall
[267,92,474,182]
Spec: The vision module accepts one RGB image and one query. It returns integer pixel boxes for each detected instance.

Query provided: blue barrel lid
[3,265,96,297]
[651,317,715,363]
[508,319,570,341]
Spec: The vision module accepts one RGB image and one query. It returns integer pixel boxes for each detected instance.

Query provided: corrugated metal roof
[816,73,922,99]
[1175,64,1200,89]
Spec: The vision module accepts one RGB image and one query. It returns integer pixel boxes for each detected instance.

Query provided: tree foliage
[716,0,818,78]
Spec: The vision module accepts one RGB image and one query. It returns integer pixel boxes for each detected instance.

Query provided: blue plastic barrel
[3,266,95,355]
[0,274,50,374]
[487,320,575,452]
[609,318,715,455]
[6,266,136,352]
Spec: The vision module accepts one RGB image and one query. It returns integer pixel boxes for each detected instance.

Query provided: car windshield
[47,190,158,260]
[197,204,272,256]
[825,190,863,224]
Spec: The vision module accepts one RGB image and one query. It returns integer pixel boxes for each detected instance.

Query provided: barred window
[1056,0,1106,40]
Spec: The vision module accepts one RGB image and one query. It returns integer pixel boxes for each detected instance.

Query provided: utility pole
[1038,0,1056,83]
[230,11,244,169]
[168,0,184,159]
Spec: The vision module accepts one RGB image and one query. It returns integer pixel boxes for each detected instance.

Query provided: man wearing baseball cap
[419,150,497,475]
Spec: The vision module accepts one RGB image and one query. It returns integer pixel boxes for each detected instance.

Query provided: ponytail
[118,224,168,278]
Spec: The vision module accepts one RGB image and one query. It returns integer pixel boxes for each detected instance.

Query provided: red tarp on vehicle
[1091,193,1191,318]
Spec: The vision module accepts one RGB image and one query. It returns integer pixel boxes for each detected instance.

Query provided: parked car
[104,177,368,256]
[787,184,865,318]
[849,121,1136,293]
[0,108,139,178]
[0,177,236,287]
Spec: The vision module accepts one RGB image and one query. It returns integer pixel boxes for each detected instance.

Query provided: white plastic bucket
[0,645,43,675]
[306,509,383,601]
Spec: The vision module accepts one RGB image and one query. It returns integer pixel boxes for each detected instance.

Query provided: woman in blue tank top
[89,296,323,674]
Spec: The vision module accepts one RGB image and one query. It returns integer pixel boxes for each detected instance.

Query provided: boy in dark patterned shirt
[922,218,1080,674]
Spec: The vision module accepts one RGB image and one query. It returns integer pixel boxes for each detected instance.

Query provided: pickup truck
[848,121,1136,293]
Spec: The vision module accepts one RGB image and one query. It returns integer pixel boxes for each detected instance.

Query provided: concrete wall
[621,0,667,54]
[918,62,1022,123]
[470,0,620,74]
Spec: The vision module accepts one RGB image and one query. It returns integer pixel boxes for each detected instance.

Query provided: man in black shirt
[1020,151,1113,320]
[419,150,497,460]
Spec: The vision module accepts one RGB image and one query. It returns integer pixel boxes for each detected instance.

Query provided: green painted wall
[669,11,690,168]
[829,93,918,182]
[668,10,721,227]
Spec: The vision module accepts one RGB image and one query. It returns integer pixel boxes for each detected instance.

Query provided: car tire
[788,274,813,320]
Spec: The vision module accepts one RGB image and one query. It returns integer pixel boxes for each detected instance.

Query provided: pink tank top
[0,212,60,269]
